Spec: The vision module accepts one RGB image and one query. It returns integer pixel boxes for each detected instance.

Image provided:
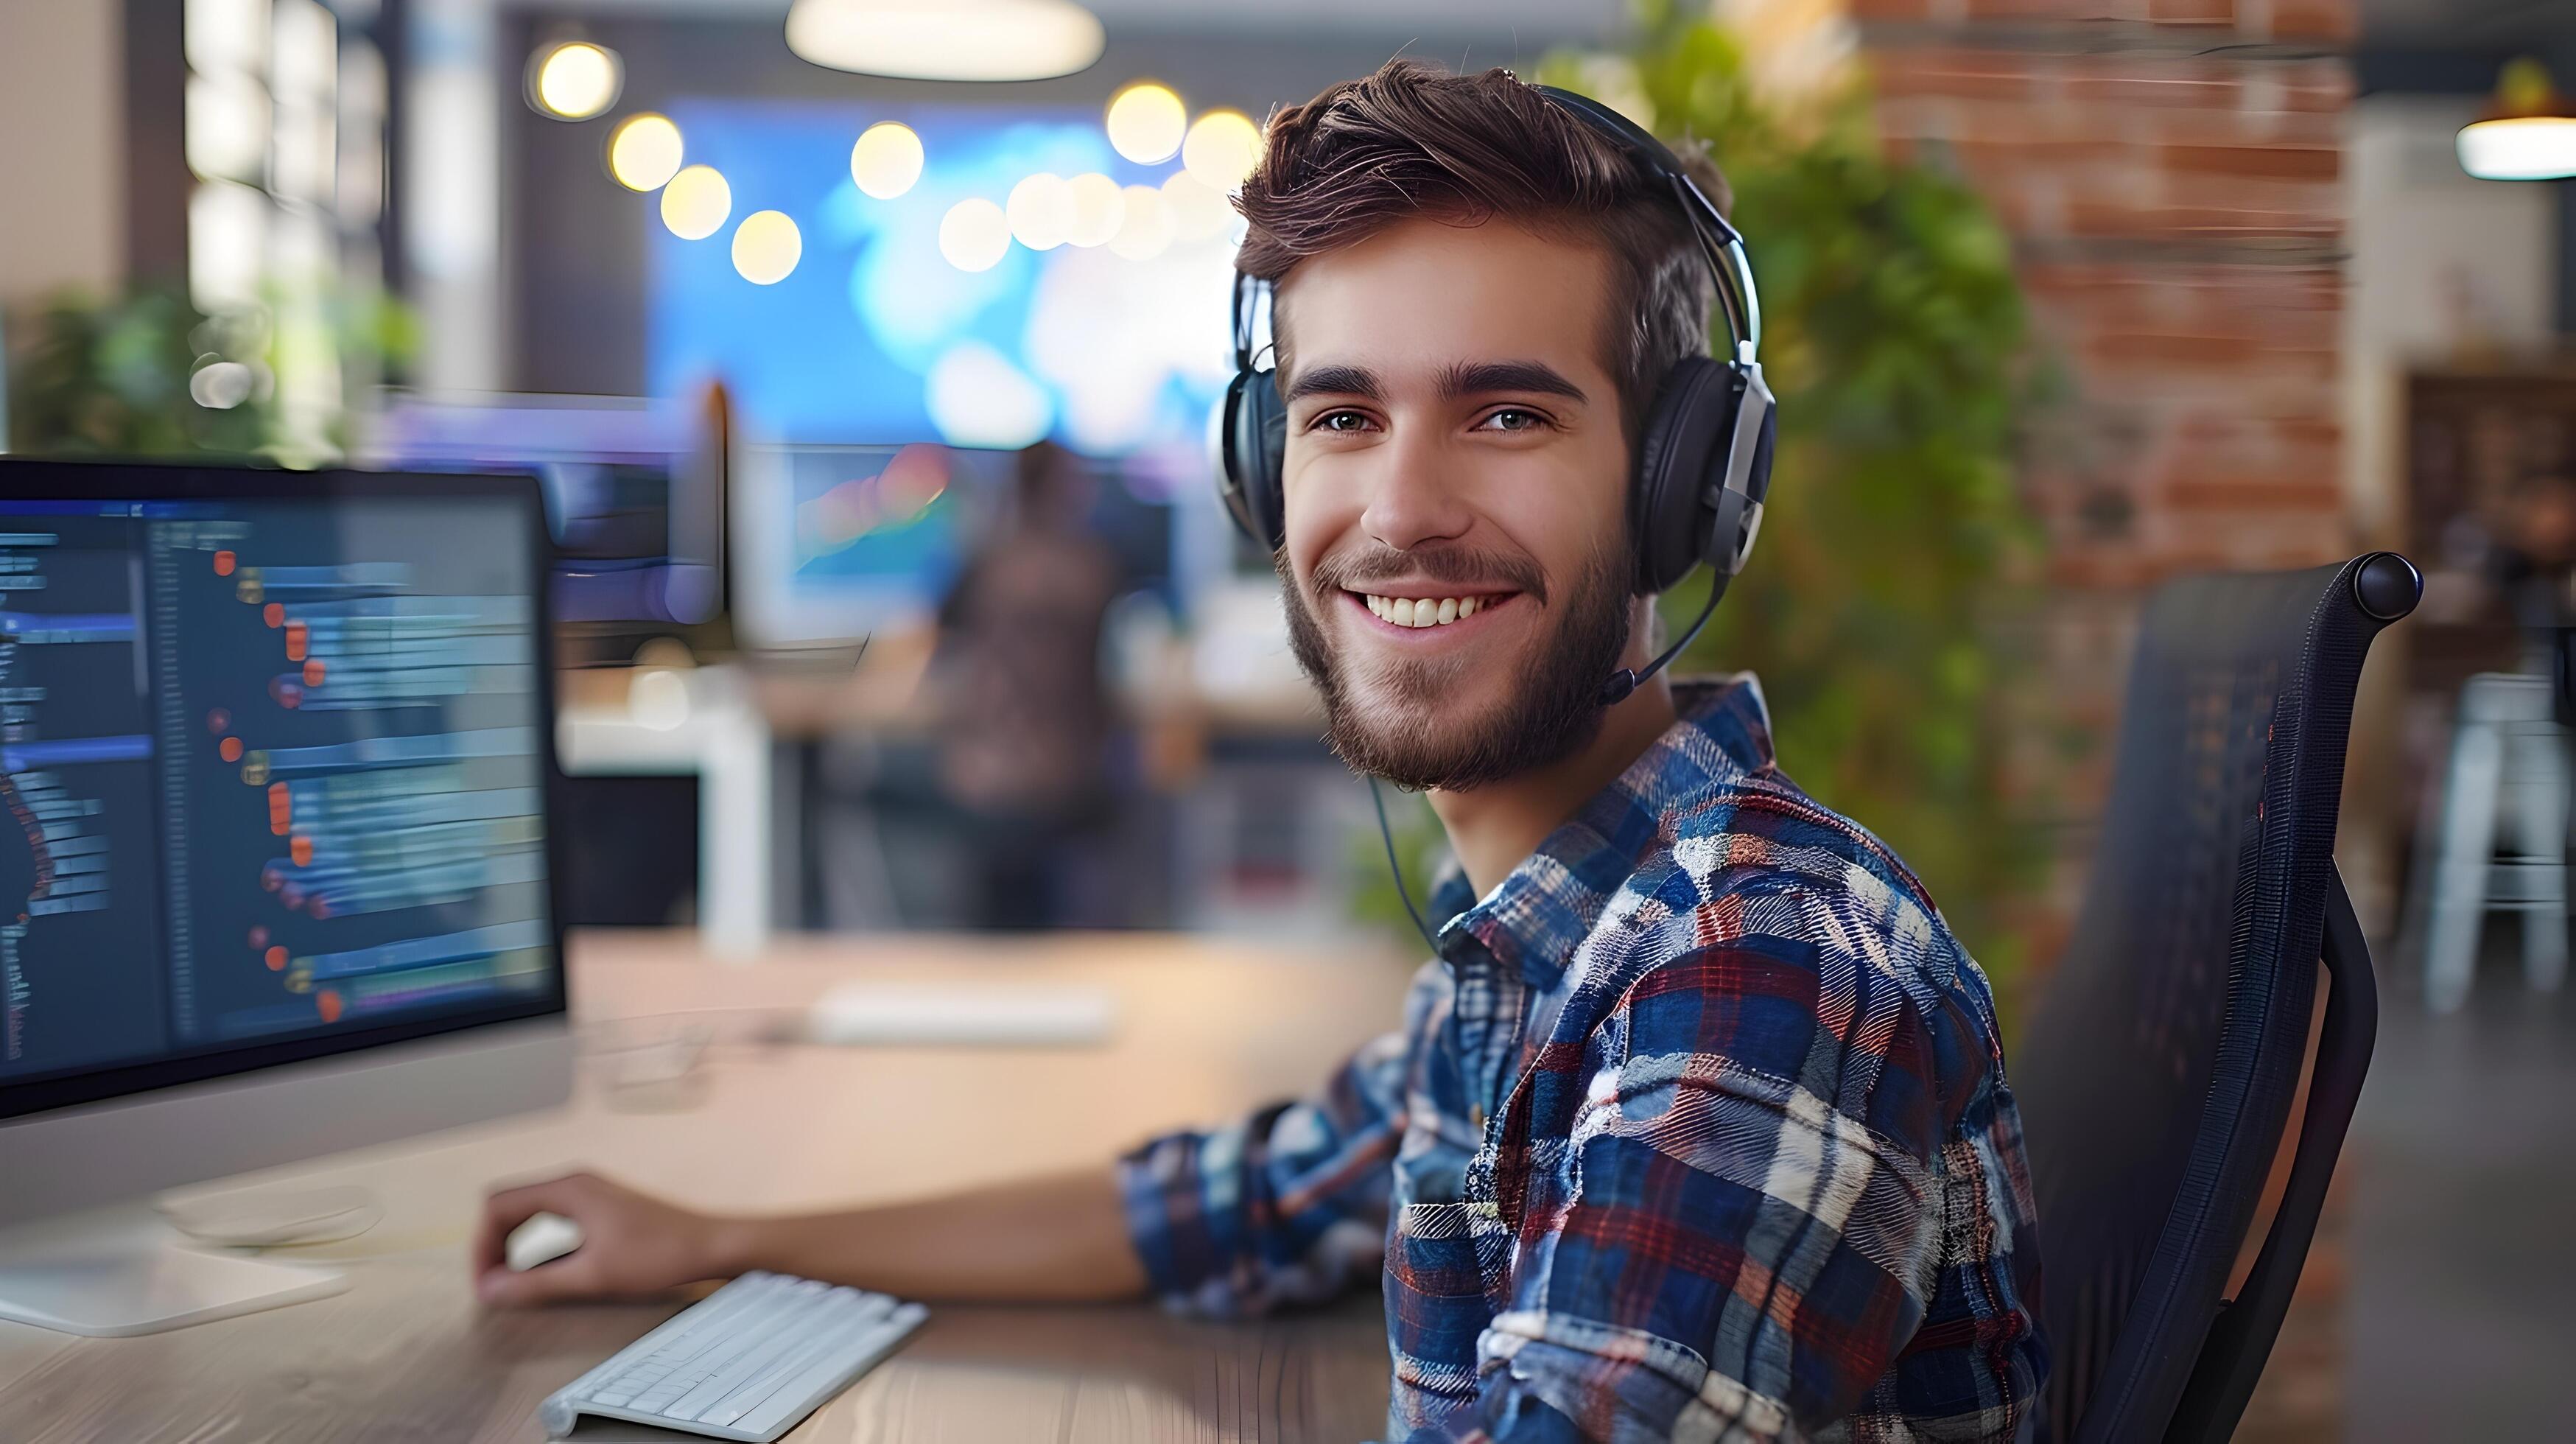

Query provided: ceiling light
[1106,81,1185,164]
[608,113,684,191]
[529,41,621,121]
[851,122,924,200]
[785,0,1102,83]
[2460,59,2576,181]
[1183,110,1262,191]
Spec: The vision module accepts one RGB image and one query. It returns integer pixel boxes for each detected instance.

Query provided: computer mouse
[506,1211,586,1272]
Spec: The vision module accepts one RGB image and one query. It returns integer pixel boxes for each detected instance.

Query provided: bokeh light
[1160,171,1233,242]
[1106,82,1185,164]
[530,41,621,121]
[938,197,1011,272]
[1182,109,1262,190]
[851,121,924,199]
[731,210,802,284]
[1007,172,1074,250]
[1065,172,1124,248]
[1108,183,1175,261]
[660,164,732,239]
[608,113,684,191]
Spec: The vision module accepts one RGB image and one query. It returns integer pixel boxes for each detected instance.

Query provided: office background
[2,0,2572,1437]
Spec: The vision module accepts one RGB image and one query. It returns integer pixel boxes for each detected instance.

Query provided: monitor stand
[0,1205,346,1337]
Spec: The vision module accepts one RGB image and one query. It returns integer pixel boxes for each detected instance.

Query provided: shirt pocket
[1383,1200,1497,1420]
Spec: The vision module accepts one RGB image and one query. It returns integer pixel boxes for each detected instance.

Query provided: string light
[1065,172,1124,247]
[1106,81,1185,164]
[1107,183,1173,260]
[1006,172,1074,250]
[529,41,620,120]
[731,210,802,284]
[608,113,684,191]
[660,164,731,239]
[850,121,924,199]
[938,197,1011,272]
[1182,109,1261,190]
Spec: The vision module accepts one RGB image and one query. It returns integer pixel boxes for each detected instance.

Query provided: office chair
[2015,553,2419,1444]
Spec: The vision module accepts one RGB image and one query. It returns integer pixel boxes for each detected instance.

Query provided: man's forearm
[706,1164,1151,1303]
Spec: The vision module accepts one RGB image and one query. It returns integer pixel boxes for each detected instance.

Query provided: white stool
[2420,672,2572,1012]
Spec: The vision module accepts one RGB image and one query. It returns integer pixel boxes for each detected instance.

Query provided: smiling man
[476,61,2044,1443]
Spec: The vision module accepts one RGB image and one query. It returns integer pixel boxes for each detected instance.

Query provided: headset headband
[1230,83,1762,374]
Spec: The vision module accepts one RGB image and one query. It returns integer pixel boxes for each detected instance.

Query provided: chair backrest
[2015,553,2418,1444]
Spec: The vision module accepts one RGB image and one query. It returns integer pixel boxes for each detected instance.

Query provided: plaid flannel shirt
[1118,677,2046,1443]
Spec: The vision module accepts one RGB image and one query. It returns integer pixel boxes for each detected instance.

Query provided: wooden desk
[0,930,1418,1443]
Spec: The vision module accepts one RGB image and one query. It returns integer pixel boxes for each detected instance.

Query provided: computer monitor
[364,390,726,629]
[731,441,1000,646]
[0,459,571,1337]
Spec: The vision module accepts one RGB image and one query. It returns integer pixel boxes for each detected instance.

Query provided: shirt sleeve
[1115,1021,1413,1318]
[1412,920,2038,1443]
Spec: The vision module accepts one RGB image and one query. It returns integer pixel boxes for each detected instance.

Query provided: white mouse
[505,1210,586,1272]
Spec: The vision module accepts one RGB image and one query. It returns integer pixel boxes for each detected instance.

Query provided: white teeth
[1357,593,1495,627]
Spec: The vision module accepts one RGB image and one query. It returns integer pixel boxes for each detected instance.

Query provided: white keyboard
[538,1271,927,1441]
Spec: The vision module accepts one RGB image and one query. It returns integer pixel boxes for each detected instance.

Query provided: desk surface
[0,930,1418,1443]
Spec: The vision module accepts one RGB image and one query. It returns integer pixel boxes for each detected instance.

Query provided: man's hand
[473,1171,735,1308]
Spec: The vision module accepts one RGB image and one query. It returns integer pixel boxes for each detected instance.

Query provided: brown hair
[1235,59,1728,440]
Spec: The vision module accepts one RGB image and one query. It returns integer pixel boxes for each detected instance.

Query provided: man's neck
[1428,635,1679,900]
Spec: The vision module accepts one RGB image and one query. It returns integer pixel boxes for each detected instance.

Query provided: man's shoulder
[1596,763,2009,1126]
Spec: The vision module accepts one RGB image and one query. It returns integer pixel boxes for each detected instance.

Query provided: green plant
[5,282,416,464]
[1348,7,2047,993]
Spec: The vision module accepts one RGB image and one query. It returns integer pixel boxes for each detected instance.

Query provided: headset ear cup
[1630,356,1733,596]
[1219,368,1289,550]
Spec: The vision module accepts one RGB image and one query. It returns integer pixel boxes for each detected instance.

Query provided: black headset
[1215,82,1777,707]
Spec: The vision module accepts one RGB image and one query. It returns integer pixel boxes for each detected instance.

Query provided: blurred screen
[647,101,1238,458]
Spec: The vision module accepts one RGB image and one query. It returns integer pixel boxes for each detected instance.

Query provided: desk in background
[0,930,1417,1443]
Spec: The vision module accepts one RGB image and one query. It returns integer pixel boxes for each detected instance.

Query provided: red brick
[2164,477,2345,512]
[1870,49,2040,103]
[2267,0,2359,42]
[2063,197,2341,242]
[2158,142,2340,181]
[2061,60,2242,111]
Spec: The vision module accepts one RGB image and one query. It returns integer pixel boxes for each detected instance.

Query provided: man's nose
[1359,427,1474,554]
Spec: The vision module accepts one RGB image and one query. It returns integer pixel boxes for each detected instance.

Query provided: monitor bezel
[0,458,572,1123]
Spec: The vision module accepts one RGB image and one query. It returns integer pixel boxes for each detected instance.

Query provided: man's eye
[1317,410,1372,432]
[1478,408,1548,432]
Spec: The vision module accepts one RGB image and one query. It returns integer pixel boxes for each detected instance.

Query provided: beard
[1279,537,1635,792]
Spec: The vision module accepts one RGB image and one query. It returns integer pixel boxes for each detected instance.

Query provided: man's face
[1274,217,1639,792]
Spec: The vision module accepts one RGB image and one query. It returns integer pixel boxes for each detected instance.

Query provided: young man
[477,61,2046,1443]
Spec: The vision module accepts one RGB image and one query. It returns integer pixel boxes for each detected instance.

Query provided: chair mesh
[2015,558,2388,1444]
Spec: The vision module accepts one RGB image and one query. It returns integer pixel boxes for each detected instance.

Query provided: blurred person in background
[927,440,1120,928]
[477,60,2044,1443]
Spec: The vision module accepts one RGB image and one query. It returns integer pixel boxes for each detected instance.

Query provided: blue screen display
[647,101,1239,460]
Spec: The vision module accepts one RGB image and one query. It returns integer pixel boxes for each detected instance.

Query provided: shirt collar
[1426,676,1777,987]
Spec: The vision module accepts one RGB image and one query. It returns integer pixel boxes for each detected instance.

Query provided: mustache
[1309,542,1549,605]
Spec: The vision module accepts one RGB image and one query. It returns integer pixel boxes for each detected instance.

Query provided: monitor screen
[0,470,563,1118]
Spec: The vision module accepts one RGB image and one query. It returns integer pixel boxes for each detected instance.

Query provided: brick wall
[1855,5,2357,1437]
[1857,1,2357,950]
